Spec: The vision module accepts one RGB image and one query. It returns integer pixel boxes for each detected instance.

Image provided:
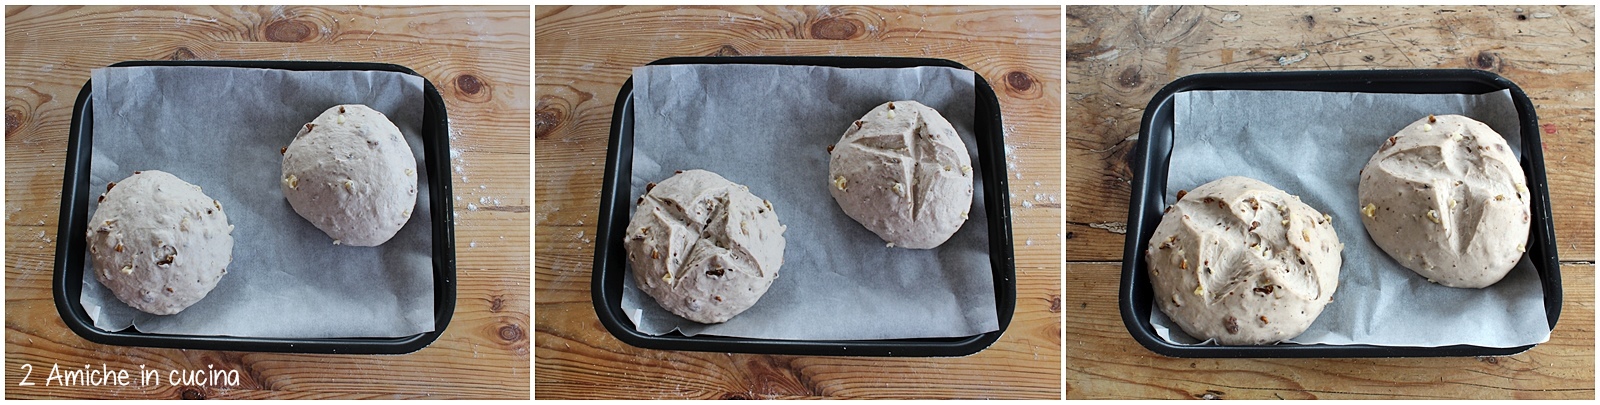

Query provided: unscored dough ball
[828,100,973,249]
[1358,114,1531,288]
[281,104,417,247]
[1146,176,1343,345]
[624,170,786,324]
[86,170,234,315]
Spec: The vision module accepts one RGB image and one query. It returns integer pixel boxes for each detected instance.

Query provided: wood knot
[720,393,753,400]
[169,46,198,61]
[1196,390,1225,400]
[1302,14,1316,29]
[1117,66,1143,89]
[1064,231,1075,239]
[1006,70,1034,92]
[180,386,206,399]
[5,107,23,139]
[1473,51,1500,71]
[809,17,861,40]
[264,19,315,42]
[498,323,524,342]
[456,74,484,95]
[535,97,565,139]
[711,44,742,57]
[454,73,492,103]
[1047,294,1061,313]
[488,294,504,312]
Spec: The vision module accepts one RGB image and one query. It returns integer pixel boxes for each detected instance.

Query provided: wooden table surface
[1066,5,1594,399]
[534,6,1061,399]
[4,6,530,399]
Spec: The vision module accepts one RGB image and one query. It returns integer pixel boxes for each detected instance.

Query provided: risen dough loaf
[1146,176,1343,345]
[828,101,973,249]
[281,104,417,247]
[624,170,786,324]
[86,171,234,315]
[1358,114,1530,288]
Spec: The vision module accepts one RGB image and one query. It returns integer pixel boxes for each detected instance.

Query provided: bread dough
[624,170,786,324]
[281,104,417,247]
[86,171,234,315]
[828,100,973,249]
[1358,114,1530,288]
[1145,176,1343,345]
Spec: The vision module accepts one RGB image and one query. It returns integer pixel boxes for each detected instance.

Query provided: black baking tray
[1121,69,1560,358]
[592,56,1015,357]
[53,60,456,354]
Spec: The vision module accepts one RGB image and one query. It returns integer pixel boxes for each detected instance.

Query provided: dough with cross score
[1146,176,1343,345]
[624,170,786,324]
[86,171,234,315]
[281,104,417,247]
[828,101,973,249]
[1358,114,1531,288]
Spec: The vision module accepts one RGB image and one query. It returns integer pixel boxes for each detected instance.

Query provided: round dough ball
[86,171,234,315]
[281,104,417,247]
[1145,176,1343,345]
[828,100,973,249]
[624,170,786,324]
[1358,114,1530,288]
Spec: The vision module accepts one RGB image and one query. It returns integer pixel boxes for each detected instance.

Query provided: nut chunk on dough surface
[1358,114,1530,288]
[87,170,234,315]
[1145,176,1343,345]
[828,100,973,249]
[624,170,786,324]
[281,104,418,247]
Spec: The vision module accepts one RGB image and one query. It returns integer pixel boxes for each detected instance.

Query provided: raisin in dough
[624,170,786,324]
[281,104,417,247]
[86,171,234,315]
[1358,114,1531,288]
[1146,176,1343,345]
[829,101,973,249]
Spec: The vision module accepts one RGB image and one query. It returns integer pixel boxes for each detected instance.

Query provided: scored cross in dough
[1358,114,1531,288]
[828,100,973,249]
[624,170,787,324]
[1145,176,1344,345]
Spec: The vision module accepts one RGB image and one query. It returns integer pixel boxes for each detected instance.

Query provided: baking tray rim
[51,60,457,355]
[1118,68,1561,358]
[591,56,1017,357]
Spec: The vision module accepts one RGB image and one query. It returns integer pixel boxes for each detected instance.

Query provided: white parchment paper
[1154,89,1550,348]
[622,64,1000,340]
[83,66,435,338]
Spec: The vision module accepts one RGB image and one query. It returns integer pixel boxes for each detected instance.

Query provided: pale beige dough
[828,100,972,249]
[624,170,786,324]
[281,104,417,247]
[1358,114,1530,288]
[86,170,234,315]
[1146,176,1343,345]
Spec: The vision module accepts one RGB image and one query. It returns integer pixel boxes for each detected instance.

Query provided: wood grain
[4,5,530,399]
[1065,5,1595,399]
[534,5,1060,399]
[1066,5,1595,262]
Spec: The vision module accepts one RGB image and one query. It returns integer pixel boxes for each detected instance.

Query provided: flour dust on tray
[828,100,973,249]
[281,104,418,247]
[86,170,234,315]
[1358,114,1530,288]
[624,170,786,324]
[1146,176,1344,345]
